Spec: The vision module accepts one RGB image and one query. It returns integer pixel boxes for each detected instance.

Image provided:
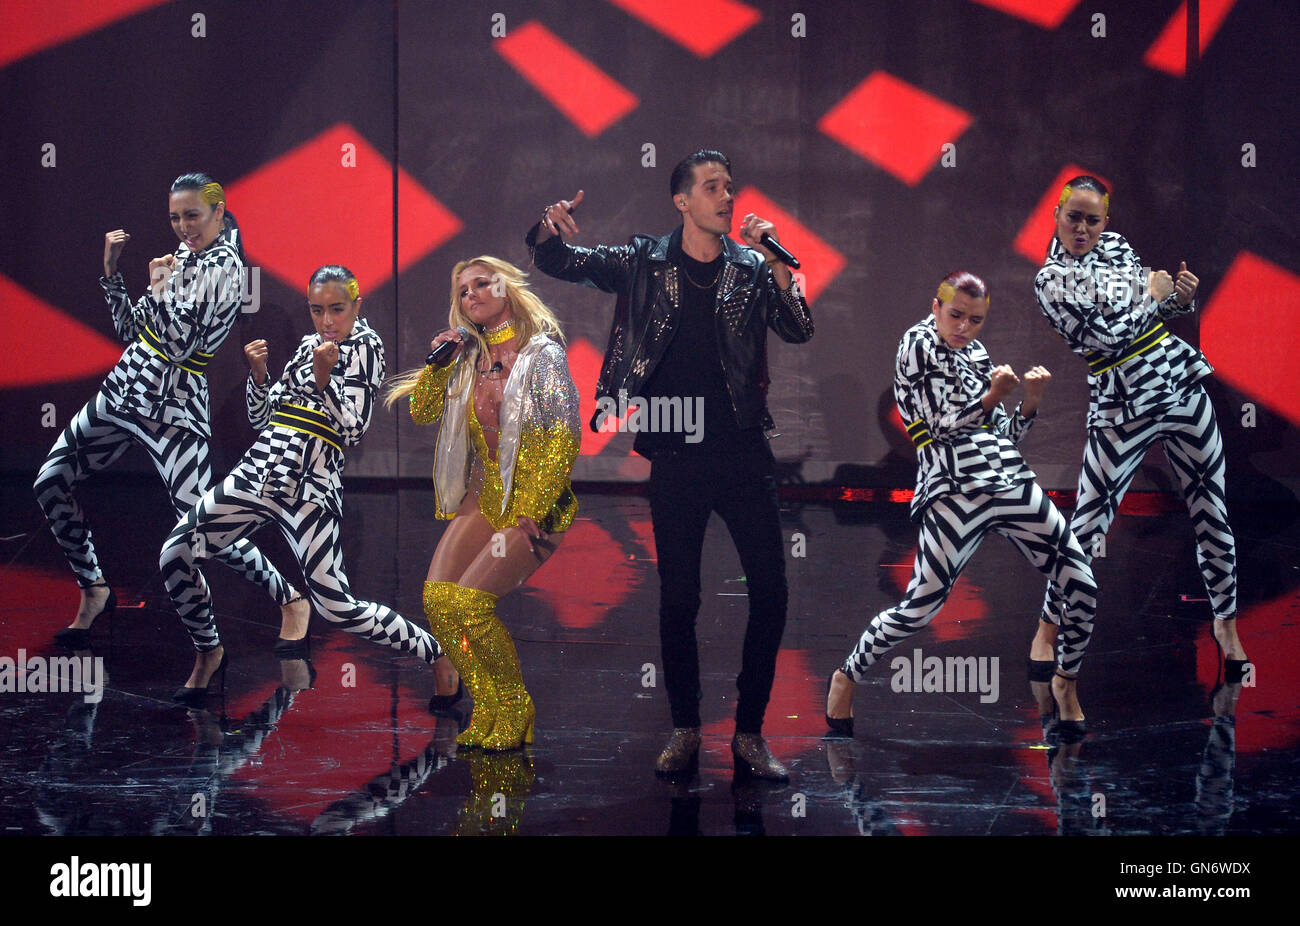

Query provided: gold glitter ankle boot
[424,582,497,747]
[458,587,535,752]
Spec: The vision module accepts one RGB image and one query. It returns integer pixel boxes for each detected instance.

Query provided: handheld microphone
[759,233,800,269]
[427,326,471,367]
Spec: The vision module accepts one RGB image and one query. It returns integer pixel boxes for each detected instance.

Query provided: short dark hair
[936,270,989,306]
[309,265,360,301]
[170,171,243,259]
[1058,175,1109,211]
[670,149,731,197]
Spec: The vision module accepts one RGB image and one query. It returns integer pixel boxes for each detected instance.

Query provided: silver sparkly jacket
[432,334,580,521]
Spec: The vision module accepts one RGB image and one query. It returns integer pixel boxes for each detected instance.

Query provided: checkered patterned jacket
[1036,232,1212,428]
[231,318,385,515]
[898,317,1036,522]
[98,225,245,439]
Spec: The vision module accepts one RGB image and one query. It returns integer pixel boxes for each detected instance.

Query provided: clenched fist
[1174,261,1198,306]
[989,364,1020,400]
[244,339,269,386]
[312,341,340,391]
[1148,268,1174,302]
[1021,365,1051,416]
[103,229,130,277]
[149,254,177,299]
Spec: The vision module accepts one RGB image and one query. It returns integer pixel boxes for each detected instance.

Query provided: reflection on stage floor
[2,476,1296,836]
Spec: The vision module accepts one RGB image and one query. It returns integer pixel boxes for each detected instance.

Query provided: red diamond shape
[524,519,622,629]
[604,0,760,57]
[0,0,172,68]
[567,336,635,457]
[495,21,639,137]
[732,187,844,304]
[968,0,1081,29]
[818,71,973,186]
[1012,165,1112,263]
[1144,0,1237,77]
[1201,251,1300,427]
[1,273,124,388]
[226,123,462,293]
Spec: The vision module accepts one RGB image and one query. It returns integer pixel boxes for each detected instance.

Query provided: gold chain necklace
[681,259,722,289]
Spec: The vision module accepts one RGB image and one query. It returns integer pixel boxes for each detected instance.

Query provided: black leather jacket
[526,223,814,432]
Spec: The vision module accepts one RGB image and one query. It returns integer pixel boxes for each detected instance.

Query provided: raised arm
[1035,233,1199,354]
[147,244,244,361]
[1034,263,1160,354]
[734,211,813,343]
[526,189,635,293]
[901,336,991,439]
[246,338,297,431]
[408,363,454,425]
[100,229,146,342]
[762,266,814,343]
[316,335,385,446]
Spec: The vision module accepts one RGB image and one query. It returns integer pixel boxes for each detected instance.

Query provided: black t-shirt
[633,246,768,457]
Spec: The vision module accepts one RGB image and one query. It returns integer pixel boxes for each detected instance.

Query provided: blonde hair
[383,256,565,408]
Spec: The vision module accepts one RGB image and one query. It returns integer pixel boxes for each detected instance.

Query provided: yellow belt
[1085,321,1168,375]
[137,324,213,376]
[269,403,342,452]
[906,418,992,449]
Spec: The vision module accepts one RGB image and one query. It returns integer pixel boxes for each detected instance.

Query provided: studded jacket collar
[527,223,813,432]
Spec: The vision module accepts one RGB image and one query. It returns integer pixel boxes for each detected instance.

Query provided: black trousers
[648,449,787,734]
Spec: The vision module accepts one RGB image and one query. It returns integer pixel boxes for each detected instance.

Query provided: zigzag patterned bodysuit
[841,317,1097,680]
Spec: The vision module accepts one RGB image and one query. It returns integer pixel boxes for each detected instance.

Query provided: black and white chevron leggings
[842,481,1097,680]
[33,390,293,603]
[1042,385,1236,623]
[159,474,444,663]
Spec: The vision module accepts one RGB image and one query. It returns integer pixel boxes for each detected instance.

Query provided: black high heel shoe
[54,584,117,648]
[1051,669,1086,742]
[273,595,311,658]
[173,650,228,707]
[1028,657,1058,727]
[825,670,854,737]
[428,676,467,713]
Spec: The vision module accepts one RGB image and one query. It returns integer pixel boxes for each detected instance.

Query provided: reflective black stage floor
[1,475,1297,837]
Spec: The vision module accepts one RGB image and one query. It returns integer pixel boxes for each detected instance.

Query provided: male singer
[527,149,814,780]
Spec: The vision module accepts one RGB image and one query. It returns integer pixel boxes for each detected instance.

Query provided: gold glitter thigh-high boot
[423,581,497,747]
[458,586,534,752]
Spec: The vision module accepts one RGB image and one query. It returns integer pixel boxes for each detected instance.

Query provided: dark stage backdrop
[2,0,1296,499]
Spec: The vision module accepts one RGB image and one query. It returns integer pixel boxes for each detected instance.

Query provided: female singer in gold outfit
[386,257,580,751]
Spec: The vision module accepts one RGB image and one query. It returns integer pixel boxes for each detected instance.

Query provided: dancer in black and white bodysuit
[33,173,308,649]
[159,266,444,703]
[1026,176,1248,683]
[826,272,1096,736]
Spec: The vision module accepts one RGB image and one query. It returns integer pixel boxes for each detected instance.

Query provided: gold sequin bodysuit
[409,341,580,532]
